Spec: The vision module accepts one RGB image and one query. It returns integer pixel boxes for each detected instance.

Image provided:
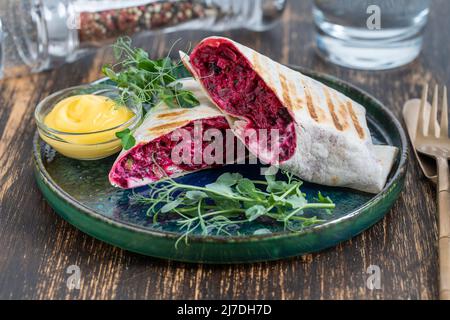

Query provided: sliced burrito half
[181,37,398,193]
[109,78,230,189]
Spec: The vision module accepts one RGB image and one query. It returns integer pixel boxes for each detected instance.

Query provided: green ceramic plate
[33,67,408,264]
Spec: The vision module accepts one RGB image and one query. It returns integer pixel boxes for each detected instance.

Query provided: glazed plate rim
[33,66,408,244]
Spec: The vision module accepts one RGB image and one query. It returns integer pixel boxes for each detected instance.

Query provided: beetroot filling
[110,117,229,188]
[190,41,296,162]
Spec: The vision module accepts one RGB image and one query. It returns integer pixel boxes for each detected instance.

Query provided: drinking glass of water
[313,0,430,70]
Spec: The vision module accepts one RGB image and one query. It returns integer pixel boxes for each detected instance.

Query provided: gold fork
[415,84,450,300]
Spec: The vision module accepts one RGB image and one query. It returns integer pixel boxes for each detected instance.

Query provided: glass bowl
[35,84,142,160]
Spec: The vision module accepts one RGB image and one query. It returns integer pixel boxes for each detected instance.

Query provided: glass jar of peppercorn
[0,0,286,79]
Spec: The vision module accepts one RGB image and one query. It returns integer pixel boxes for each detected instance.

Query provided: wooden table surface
[1,0,449,300]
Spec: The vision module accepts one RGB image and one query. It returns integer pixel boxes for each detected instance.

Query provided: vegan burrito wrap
[109,78,230,189]
[181,37,398,193]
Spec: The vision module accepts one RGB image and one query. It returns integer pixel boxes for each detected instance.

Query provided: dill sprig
[132,171,335,248]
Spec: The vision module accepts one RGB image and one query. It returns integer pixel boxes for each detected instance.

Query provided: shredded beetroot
[110,116,229,188]
[190,40,296,163]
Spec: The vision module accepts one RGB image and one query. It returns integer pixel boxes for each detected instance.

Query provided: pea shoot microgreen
[132,171,336,248]
[104,37,199,150]
[115,128,136,151]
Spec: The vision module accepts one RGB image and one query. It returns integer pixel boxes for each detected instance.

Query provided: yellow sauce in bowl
[39,94,136,160]
[44,95,134,142]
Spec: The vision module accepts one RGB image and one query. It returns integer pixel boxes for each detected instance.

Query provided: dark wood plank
[0,0,449,300]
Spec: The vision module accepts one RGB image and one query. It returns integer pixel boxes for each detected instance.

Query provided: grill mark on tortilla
[331,176,339,185]
[312,92,326,122]
[279,74,293,110]
[302,81,319,122]
[252,52,263,77]
[346,101,365,139]
[288,80,303,109]
[148,120,190,135]
[323,88,343,131]
[291,74,304,109]
[338,104,350,130]
[331,91,350,130]
[156,110,189,119]
[295,98,304,109]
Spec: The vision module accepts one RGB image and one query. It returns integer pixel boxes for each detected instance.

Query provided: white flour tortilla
[181,37,398,193]
[109,78,226,188]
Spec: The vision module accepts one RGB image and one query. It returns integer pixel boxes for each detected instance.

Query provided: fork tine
[416,83,428,139]
[429,85,439,137]
[440,86,448,138]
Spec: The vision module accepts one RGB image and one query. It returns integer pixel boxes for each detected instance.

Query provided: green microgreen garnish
[103,37,199,112]
[115,128,136,151]
[104,37,199,150]
[132,171,335,248]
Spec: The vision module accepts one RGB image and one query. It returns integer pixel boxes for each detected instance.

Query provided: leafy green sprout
[104,37,199,149]
[115,128,136,150]
[132,168,335,249]
[103,37,198,110]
